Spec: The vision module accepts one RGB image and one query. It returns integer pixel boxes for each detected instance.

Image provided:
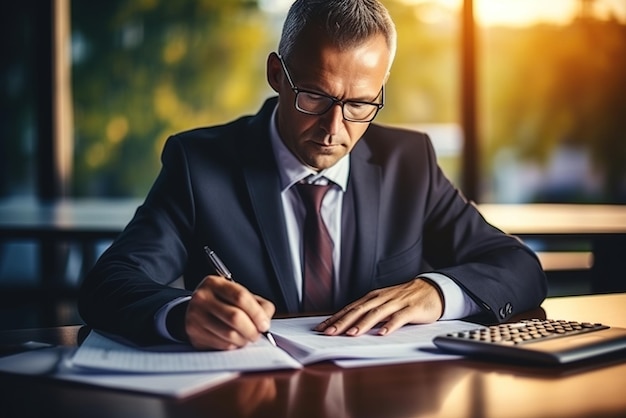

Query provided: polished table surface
[1,293,625,418]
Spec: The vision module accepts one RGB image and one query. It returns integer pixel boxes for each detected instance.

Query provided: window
[70,0,279,196]
[0,2,38,199]
[67,0,463,197]
[2,1,625,201]
[477,0,626,203]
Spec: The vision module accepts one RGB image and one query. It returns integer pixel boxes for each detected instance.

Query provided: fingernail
[378,327,388,336]
[346,327,359,336]
[324,326,337,335]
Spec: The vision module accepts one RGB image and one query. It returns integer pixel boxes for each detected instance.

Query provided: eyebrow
[298,85,382,104]
[283,57,382,104]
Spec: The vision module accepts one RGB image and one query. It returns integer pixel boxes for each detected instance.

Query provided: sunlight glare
[398,0,611,27]
[476,0,578,27]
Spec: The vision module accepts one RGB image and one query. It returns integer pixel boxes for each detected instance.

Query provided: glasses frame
[278,55,385,123]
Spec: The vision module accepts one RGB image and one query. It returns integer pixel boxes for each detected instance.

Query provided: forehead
[287,29,390,97]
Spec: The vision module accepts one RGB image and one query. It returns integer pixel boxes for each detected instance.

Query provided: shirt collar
[269,105,350,192]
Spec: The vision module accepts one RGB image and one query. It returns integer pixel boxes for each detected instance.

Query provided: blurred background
[1,0,625,329]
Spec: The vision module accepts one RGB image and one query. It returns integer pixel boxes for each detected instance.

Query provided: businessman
[79,0,547,350]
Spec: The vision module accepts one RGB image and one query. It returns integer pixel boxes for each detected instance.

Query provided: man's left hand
[314,278,444,336]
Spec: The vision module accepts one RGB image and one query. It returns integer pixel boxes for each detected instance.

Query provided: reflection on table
[0,293,625,418]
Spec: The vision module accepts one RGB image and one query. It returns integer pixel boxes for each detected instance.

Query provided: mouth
[310,137,339,147]
[310,142,340,154]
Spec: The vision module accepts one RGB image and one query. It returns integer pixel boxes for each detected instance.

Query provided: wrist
[166,301,190,343]
[416,276,445,320]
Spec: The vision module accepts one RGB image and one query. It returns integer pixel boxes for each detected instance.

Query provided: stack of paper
[0,316,475,397]
[0,345,238,398]
[71,331,302,373]
[270,316,470,367]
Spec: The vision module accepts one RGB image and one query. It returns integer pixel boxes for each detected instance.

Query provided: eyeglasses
[278,55,384,123]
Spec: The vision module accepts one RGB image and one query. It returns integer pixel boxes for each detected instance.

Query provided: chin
[309,159,339,171]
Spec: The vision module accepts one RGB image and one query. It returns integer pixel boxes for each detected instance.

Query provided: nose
[319,103,344,136]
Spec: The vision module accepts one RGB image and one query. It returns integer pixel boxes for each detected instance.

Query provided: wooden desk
[1,200,623,292]
[2,201,622,242]
[0,198,141,281]
[1,293,625,418]
[478,204,626,292]
[0,198,141,240]
[477,204,626,237]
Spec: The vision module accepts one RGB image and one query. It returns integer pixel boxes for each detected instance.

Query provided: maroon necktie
[296,182,334,312]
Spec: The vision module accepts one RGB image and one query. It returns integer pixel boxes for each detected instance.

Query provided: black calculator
[433,319,626,364]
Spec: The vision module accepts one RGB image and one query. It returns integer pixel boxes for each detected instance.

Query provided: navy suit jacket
[78,97,547,343]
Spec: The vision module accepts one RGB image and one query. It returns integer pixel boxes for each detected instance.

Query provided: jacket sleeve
[78,136,196,344]
[418,137,547,323]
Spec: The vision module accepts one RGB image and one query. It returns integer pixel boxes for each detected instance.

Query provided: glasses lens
[344,103,379,122]
[295,92,334,114]
[295,91,382,122]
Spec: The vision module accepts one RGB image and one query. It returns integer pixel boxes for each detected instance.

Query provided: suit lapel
[242,100,300,312]
[240,99,382,311]
[342,137,381,302]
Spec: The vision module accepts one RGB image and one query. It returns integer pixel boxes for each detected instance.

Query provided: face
[267,30,390,171]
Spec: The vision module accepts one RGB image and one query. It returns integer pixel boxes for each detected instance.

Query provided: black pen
[203,246,277,347]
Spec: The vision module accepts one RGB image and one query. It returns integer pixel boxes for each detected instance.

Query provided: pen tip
[266,332,278,347]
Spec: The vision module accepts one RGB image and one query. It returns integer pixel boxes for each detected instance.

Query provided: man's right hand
[184,275,275,350]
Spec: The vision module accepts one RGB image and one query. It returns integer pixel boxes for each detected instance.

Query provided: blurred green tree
[72,0,275,196]
[483,17,626,202]
[71,0,625,202]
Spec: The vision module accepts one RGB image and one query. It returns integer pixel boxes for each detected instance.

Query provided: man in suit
[78,0,547,350]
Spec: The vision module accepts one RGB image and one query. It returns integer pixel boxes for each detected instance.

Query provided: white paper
[71,331,302,373]
[0,347,237,398]
[270,316,477,365]
[70,317,476,375]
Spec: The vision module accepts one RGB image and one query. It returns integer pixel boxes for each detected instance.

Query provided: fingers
[185,275,275,350]
[314,291,393,336]
[315,279,444,337]
[255,294,277,322]
[185,307,248,350]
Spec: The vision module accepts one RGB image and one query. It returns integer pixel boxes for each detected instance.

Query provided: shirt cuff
[155,296,192,342]
[418,272,482,320]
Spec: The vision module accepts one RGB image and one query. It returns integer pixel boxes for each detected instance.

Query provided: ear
[266,52,283,93]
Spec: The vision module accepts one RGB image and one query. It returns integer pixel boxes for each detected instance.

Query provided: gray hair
[278,0,397,72]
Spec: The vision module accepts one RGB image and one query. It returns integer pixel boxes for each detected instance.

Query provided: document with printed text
[71,331,302,373]
[71,317,475,373]
[270,316,474,365]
